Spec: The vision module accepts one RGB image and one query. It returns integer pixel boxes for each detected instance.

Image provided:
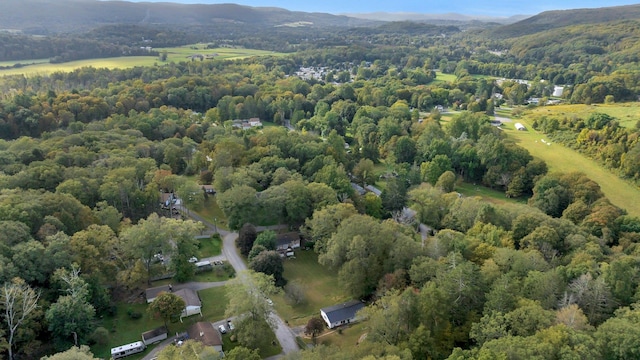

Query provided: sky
[113,0,640,16]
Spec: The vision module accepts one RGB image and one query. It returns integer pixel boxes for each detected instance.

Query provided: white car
[154,253,164,261]
[227,320,235,331]
[188,257,198,263]
[218,324,227,334]
[265,298,273,306]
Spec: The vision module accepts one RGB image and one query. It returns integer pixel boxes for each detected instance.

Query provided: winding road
[141,209,298,359]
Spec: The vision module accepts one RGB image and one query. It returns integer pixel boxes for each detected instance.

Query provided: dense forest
[1,2,640,360]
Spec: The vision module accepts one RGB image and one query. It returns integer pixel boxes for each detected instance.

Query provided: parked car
[217,324,227,334]
[188,257,198,263]
[227,320,235,331]
[153,253,164,262]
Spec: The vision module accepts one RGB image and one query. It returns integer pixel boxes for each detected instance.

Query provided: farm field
[503,117,640,217]
[0,45,283,76]
[524,103,640,128]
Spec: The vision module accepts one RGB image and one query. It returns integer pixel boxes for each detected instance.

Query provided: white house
[515,123,526,131]
[174,288,202,322]
[320,300,365,329]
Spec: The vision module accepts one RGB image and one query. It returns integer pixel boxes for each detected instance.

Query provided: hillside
[494,4,640,38]
[0,0,375,34]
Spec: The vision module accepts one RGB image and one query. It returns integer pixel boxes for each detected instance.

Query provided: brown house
[187,322,223,352]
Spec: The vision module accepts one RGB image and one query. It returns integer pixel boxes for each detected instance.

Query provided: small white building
[515,123,526,131]
[553,86,564,97]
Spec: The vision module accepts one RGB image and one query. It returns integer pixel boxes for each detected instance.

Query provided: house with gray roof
[320,300,365,329]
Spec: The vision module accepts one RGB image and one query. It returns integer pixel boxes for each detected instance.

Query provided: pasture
[524,103,640,128]
[0,45,283,76]
[503,116,640,217]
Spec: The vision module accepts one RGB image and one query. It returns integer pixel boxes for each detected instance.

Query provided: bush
[90,327,110,345]
[127,308,142,320]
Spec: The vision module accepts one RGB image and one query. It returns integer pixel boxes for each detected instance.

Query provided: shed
[187,322,223,352]
[515,123,526,131]
[145,285,171,304]
[174,288,202,321]
[142,326,168,345]
[320,300,365,329]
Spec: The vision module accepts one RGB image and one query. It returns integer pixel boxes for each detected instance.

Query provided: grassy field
[272,250,350,327]
[194,199,229,231]
[433,71,457,83]
[92,286,230,359]
[314,322,367,348]
[456,182,527,206]
[503,116,640,217]
[196,234,222,258]
[0,44,283,76]
[524,103,640,128]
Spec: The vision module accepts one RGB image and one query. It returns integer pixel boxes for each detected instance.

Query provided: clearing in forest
[502,116,640,217]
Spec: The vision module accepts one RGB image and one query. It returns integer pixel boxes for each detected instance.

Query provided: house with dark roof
[187,322,223,352]
[145,285,171,304]
[276,232,301,251]
[320,300,365,329]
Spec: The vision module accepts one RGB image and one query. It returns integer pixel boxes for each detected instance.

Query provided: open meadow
[0,44,283,76]
[524,103,640,128]
[272,250,351,327]
[502,116,640,217]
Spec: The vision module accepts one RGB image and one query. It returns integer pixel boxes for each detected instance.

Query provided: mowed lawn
[503,118,640,217]
[92,287,229,359]
[272,250,350,327]
[0,45,283,76]
[525,103,640,128]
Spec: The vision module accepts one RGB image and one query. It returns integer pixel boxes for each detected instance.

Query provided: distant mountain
[343,12,529,25]
[494,4,640,38]
[0,0,377,34]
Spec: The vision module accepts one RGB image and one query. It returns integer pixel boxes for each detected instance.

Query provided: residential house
[174,288,202,321]
[201,185,216,194]
[275,232,301,251]
[320,300,365,329]
[142,326,168,345]
[145,285,171,304]
[187,322,223,352]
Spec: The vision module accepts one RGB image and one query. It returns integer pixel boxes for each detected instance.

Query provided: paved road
[140,208,298,359]
[186,209,299,356]
[222,232,300,355]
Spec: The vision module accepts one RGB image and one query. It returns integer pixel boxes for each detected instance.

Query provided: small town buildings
[142,326,168,345]
[187,322,223,353]
[320,300,365,329]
